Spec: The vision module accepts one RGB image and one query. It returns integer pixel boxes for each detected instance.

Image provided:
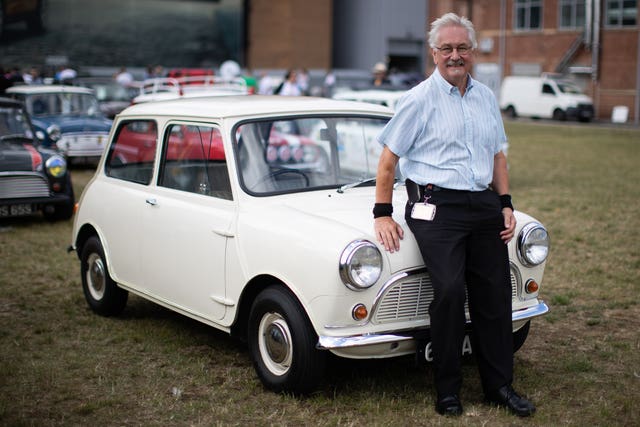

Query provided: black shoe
[485,385,536,417]
[435,394,463,416]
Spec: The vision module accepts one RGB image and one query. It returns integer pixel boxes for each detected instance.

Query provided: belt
[405,179,467,202]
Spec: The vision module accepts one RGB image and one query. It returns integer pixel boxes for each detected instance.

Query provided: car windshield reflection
[235,115,390,195]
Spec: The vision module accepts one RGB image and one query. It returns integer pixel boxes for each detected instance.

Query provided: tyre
[505,105,517,118]
[512,321,530,353]
[248,286,325,394]
[80,236,128,316]
[552,108,567,121]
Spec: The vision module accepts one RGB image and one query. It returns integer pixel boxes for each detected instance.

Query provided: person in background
[371,62,390,86]
[373,12,536,418]
[115,67,134,86]
[276,69,301,96]
[296,68,310,95]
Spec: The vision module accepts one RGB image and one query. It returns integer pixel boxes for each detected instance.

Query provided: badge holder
[411,196,436,221]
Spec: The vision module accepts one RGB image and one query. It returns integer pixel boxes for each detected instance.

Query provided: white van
[499,75,594,122]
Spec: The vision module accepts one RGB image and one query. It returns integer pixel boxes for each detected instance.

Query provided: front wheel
[80,236,128,316]
[248,286,325,394]
[512,321,531,353]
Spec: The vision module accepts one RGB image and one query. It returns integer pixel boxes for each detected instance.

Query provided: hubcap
[86,253,106,300]
[258,312,293,376]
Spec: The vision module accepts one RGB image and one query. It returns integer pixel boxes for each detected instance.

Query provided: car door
[140,122,234,321]
[99,119,159,289]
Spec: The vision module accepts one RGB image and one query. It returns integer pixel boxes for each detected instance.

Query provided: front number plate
[0,204,34,217]
[418,335,473,363]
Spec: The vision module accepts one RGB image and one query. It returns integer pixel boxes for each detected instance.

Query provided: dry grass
[1,121,639,426]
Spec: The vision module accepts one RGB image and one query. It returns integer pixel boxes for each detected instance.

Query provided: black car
[0,97,74,220]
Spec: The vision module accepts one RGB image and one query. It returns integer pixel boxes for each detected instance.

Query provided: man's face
[431,25,474,87]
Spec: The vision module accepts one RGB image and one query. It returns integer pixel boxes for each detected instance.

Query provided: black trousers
[405,185,513,397]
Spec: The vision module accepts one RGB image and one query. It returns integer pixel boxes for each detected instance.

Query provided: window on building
[515,0,543,30]
[605,0,637,27]
[559,0,586,29]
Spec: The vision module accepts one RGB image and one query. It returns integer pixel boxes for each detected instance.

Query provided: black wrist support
[500,194,514,210]
[373,203,393,218]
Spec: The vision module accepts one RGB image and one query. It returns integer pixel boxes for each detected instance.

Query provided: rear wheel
[505,105,517,118]
[248,286,325,394]
[80,236,128,316]
[552,108,567,121]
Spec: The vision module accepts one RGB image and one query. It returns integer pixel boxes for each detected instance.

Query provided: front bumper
[317,300,549,359]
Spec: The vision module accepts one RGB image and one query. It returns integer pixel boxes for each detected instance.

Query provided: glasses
[434,45,472,56]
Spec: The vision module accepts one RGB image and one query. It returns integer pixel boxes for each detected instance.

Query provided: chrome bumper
[318,301,549,351]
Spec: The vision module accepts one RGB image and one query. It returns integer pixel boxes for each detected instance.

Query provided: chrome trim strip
[318,301,549,350]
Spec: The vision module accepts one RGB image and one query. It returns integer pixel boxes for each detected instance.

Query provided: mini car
[69,96,550,394]
[76,77,141,118]
[0,96,74,220]
[6,85,113,162]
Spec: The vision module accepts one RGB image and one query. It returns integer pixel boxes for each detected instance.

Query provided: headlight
[47,124,61,141]
[517,222,549,266]
[46,155,67,178]
[339,240,382,290]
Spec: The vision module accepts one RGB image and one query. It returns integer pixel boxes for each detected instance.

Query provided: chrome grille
[0,174,50,199]
[372,267,521,324]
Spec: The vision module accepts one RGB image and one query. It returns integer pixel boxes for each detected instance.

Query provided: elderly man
[373,13,536,417]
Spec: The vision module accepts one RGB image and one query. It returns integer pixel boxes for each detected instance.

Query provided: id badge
[411,199,436,221]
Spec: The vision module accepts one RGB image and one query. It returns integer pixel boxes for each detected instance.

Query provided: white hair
[428,12,477,49]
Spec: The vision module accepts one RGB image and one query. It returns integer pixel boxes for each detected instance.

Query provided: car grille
[371,266,520,324]
[0,174,50,199]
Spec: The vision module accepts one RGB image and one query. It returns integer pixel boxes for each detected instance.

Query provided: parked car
[76,77,140,118]
[6,85,113,162]
[132,75,248,104]
[69,96,550,394]
[499,75,594,122]
[0,0,45,35]
[0,96,74,220]
[332,88,407,111]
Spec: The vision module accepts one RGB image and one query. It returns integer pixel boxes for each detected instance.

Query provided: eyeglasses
[434,45,472,56]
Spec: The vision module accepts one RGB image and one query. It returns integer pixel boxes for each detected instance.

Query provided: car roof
[120,95,394,119]
[6,85,96,95]
[0,96,25,108]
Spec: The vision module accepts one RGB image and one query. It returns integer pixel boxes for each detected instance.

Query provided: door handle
[145,198,157,206]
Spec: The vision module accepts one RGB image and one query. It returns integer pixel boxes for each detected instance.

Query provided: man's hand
[500,208,516,243]
[374,216,404,252]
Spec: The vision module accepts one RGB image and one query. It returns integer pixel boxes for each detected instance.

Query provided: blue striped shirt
[378,68,507,191]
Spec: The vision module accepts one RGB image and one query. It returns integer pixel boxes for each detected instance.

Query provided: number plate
[417,335,473,363]
[0,204,34,217]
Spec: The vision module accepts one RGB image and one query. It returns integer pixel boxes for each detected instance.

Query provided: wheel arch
[73,223,100,260]
[230,275,314,343]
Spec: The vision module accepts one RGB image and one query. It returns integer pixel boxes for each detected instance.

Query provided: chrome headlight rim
[46,124,61,142]
[45,155,67,178]
[339,240,383,291]
[517,222,550,267]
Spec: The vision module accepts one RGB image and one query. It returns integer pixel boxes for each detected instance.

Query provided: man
[373,13,536,417]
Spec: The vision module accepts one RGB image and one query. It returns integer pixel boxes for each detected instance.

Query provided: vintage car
[76,77,141,118]
[6,85,112,162]
[0,97,74,220]
[69,96,549,394]
[332,88,407,111]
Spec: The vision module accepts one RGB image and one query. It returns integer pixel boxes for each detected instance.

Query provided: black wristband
[499,194,514,210]
[373,203,393,218]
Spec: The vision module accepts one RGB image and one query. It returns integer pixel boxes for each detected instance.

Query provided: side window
[542,83,555,95]
[105,120,158,185]
[158,123,232,200]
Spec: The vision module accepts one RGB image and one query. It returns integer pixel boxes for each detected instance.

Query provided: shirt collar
[433,67,474,95]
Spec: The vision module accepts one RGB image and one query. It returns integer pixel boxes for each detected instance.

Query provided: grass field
[1,120,639,426]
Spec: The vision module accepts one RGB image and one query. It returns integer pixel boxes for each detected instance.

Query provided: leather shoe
[485,385,536,417]
[435,394,463,416]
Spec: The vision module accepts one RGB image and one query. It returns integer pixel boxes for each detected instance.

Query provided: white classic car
[69,96,550,394]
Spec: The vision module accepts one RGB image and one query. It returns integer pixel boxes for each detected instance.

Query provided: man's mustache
[446,59,465,67]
